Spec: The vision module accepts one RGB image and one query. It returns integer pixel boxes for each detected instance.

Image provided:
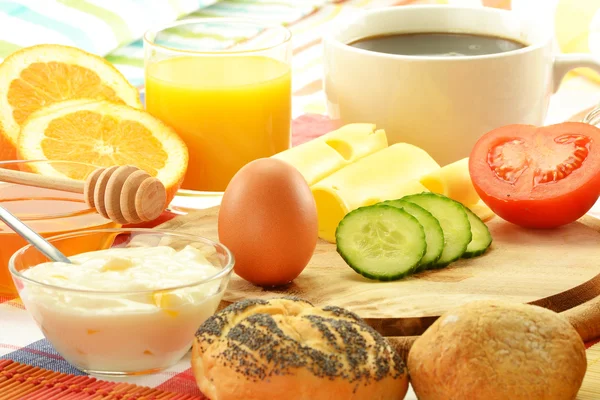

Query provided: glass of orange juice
[144,19,293,193]
[0,160,120,296]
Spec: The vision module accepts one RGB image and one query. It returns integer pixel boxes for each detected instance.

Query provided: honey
[0,183,118,295]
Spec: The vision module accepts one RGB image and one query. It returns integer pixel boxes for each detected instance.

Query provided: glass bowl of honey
[0,160,120,296]
[9,228,234,376]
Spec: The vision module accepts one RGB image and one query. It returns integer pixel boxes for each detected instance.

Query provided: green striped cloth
[0,0,328,88]
[0,1,221,59]
[108,0,327,87]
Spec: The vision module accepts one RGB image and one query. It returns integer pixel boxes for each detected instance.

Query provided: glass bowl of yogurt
[9,228,234,377]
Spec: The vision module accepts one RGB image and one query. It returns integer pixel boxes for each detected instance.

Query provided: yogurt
[19,245,227,375]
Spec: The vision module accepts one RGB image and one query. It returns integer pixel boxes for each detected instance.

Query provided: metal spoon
[0,205,71,263]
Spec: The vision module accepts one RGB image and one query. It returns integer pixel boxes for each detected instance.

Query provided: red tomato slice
[469,122,600,228]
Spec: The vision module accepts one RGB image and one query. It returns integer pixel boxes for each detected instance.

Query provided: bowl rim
[9,227,235,295]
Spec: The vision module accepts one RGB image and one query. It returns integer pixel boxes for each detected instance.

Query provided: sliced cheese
[419,157,495,220]
[470,201,495,222]
[420,158,479,205]
[272,123,387,186]
[312,143,441,243]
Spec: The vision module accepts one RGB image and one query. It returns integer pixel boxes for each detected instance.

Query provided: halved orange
[18,99,188,205]
[0,44,141,161]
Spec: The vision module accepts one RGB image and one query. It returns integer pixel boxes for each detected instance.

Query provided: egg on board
[218,158,318,287]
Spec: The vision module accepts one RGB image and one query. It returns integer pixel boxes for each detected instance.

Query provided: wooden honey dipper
[0,165,167,225]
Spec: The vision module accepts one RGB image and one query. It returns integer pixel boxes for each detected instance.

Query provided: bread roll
[193,297,408,400]
[408,300,587,400]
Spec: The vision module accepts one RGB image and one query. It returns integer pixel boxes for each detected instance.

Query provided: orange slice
[17,99,188,206]
[0,44,141,162]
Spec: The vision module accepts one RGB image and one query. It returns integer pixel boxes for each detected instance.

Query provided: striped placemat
[0,0,220,61]
[0,359,202,400]
[107,0,402,89]
[3,342,600,400]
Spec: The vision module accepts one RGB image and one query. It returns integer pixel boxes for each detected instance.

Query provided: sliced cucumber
[380,199,444,271]
[402,193,472,268]
[463,207,492,258]
[335,205,426,281]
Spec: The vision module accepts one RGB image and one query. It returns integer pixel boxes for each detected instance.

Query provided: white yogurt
[20,245,226,374]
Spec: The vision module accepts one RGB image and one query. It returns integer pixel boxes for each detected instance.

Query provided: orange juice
[145,56,291,192]
[0,184,118,295]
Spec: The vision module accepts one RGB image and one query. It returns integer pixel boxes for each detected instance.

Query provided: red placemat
[0,360,203,400]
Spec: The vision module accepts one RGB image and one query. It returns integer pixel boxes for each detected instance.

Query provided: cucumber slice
[380,199,444,271]
[335,205,426,281]
[463,207,492,258]
[402,193,471,268]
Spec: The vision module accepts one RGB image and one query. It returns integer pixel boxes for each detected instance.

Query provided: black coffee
[349,32,526,57]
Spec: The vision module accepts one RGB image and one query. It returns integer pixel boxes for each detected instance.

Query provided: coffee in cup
[323,5,600,165]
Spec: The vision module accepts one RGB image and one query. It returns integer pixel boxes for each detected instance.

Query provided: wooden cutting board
[157,207,600,337]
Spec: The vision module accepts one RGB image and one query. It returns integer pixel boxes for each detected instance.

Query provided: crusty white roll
[193,297,408,400]
[408,300,587,400]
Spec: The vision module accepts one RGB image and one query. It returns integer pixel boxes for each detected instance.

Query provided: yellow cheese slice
[420,158,479,205]
[312,143,441,243]
[470,201,496,222]
[420,157,495,220]
[272,123,387,186]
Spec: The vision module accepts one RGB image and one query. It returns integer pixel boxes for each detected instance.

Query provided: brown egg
[218,158,318,287]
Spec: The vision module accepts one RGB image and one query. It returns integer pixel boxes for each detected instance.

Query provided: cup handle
[553,53,600,93]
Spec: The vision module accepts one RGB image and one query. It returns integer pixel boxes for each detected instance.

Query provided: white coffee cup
[323,5,600,166]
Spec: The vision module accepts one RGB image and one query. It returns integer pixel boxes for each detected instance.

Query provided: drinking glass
[144,19,292,194]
